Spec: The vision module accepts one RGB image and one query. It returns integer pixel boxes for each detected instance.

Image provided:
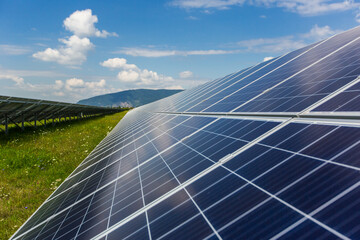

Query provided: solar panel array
[0,95,121,134]
[11,26,360,240]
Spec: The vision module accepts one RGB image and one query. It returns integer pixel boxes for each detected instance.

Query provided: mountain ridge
[77,89,183,107]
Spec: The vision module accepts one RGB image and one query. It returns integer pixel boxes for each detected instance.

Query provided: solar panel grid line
[258,137,360,172]
[79,113,170,163]
[270,181,360,240]
[68,115,178,180]
[67,115,174,177]
[155,75,238,113]
[32,168,95,238]
[179,121,358,237]
[78,114,155,164]
[79,113,147,157]
[105,142,123,237]
[215,119,291,164]
[157,104,360,123]
[45,136,121,201]
[175,56,282,114]
[106,118,346,238]
[304,77,360,114]
[304,76,360,113]
[11,117,221,240]
[134,140,153,240]
[90,156,223,240]
[189,40,328,114]
[90,115,285,239]
[155,214,202,240]
[56,171,102,239]
[157,74,235,112]
[157,63,271,113]
[49,116,189,197]
[291,117,360,129]
[219,165,350,240]
[159,66,258,113]
[72,149,118,240]
[199,29,360,113]
[151,72,240,112]
[228,35,360,114]
[144,132,222,240]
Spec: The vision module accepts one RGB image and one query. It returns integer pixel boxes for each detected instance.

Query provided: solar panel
[0,95,119,134]
[11,26,360,240]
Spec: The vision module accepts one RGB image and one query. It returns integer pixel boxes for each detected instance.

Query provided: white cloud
[0,45,31,55]
[33,9,115,66]
[187,16,199,20]
[33,35,94,65]
[117,70,140,83]
[170,0,360,17]
[1,70,113,101]
[65,78,85,91]
[356,11,360,23]
[271,0,360,16]
[165,85,185,90]
[236,36,306,53]
[302,24,341,41]
[116,48,177,57]
[101,57,176,87]
[234,24,341,54]
[63,9,117,38]
[115,47,238,57]
[179,70,194,78]
[100,58,138,70]
[114,24,340,63]
[53,91,65,97]
[85,79,106,89]
[0,74,24,85]
[263,56,274,62]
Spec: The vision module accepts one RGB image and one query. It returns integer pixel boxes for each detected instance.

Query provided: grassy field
[0,111,128,240]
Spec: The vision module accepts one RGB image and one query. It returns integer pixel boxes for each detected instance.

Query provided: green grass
[0,111,128,240]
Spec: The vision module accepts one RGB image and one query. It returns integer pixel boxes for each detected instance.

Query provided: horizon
[1,0,359,102]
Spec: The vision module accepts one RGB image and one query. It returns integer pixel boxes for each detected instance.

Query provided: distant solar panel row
[11,26,360,240]
[0,96,120,133]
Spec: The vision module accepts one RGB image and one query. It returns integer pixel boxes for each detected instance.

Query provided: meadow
[0,111,128,239]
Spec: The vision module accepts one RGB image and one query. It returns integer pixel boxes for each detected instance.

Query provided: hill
[77,89,183,107]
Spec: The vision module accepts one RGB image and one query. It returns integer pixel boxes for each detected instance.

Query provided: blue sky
[0,0,359,102]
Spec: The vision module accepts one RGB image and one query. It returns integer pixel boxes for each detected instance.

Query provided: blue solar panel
[11,26,360,240]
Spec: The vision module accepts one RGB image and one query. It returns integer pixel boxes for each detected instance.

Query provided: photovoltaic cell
[11,26,360,240]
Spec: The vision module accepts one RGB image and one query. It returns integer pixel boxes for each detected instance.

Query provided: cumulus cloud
[179,70,194,78]
[117,70,140,83]
[302,24,341,41]
[101,58,175,87]
[170,0,360,16]
[33,9,116,66]
[1,69,113,101]
[33,35,94,65]
[100,58,138,70]
[0,74,25,85]
[63,9,117,38]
